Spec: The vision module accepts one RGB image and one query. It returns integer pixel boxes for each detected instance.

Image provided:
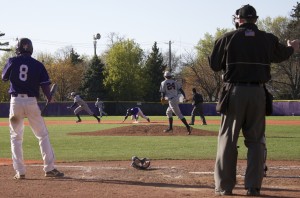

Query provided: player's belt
[233,82,263,87]
[11,93,35,98]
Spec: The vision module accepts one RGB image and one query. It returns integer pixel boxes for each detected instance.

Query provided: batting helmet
[16,38,33,55]
[70,92,76,97]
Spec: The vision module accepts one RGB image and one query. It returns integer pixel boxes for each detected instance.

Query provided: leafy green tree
[80,56,106,100]
[0,50,16,102]
[103,39,146,101]
[143,42,166,102]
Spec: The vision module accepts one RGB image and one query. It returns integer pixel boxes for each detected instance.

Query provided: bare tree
[181,51,221,101]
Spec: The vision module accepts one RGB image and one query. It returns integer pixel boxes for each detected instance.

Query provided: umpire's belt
[11,93,35,98]
[233,82,263,87]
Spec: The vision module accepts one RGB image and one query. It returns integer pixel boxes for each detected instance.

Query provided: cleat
[76,119,81,123]
[215,190,233,196]
[13,174,25,180]
[163,128,173,133]
[45,169,64,177]
[147,118,150,122]
[188,123,194,125]
[187,126,192,135]
[97,118,100,123]
[202,123,207,125]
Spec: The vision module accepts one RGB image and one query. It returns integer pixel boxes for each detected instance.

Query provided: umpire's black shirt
[209,23,294,83]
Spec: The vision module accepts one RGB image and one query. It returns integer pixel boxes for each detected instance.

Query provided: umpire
[209,4,299,196]
[189,88,207,125]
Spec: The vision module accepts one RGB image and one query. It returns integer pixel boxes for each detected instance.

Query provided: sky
[0,0,298,57]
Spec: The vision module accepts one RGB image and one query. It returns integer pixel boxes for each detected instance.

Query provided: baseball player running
[68,92,100,123]
[159,71,192,135]
[95,98,108,117]
[122,107,150,123]
[2,38,64,179]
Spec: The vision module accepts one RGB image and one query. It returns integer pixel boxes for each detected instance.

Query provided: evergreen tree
[0,32,11,52]
[144,42,166,102]
[70,48,83,64]
[80,56,106,100]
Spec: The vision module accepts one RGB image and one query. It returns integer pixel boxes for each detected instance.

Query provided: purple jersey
[130,107,139,116]
[2,54,51,97]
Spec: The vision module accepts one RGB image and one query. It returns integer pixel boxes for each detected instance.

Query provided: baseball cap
[238,4,258,19]
[164,71,172,77]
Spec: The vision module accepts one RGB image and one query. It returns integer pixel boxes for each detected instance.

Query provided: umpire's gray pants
[214,85,265,192]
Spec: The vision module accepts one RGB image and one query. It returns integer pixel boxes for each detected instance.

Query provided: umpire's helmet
[16,38,33,55]
[238,4,258,19]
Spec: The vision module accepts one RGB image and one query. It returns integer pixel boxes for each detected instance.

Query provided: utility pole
[168,40,172,72]
[93,33,101,57]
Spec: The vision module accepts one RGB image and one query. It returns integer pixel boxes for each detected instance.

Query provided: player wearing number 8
[2,38,64,179]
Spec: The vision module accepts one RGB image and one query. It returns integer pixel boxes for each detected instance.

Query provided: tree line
[1,3,300,102]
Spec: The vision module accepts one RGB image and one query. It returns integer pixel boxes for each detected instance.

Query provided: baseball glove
[161,97,168,105]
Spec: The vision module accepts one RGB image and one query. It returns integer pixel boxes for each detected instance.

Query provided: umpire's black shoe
[188,123,194,125]
[246,188,260,196]
[147,118,150,122]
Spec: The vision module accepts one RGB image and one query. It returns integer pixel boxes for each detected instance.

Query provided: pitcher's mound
[69,125,217,136]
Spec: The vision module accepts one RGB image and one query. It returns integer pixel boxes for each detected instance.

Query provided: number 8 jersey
[159,78,181,100]
[2,54,51,97]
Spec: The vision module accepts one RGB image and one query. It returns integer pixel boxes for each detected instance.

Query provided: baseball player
[1,38,64,179]
[68,92,100,123]
[159,71,192,135]
[122,107,150,123]
[189,88,207,125]
[95,98,108,117]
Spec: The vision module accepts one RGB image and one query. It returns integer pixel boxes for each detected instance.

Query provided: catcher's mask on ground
[131,156,151,170]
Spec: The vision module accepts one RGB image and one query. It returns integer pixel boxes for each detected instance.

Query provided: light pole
[93,33,101,56]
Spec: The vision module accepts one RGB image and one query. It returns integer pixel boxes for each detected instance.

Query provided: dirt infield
[1,119,300,197]
[1,159,299,198]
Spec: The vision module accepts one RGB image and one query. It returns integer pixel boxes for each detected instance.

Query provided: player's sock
[168,117,173,129]
[181,118,189,128]
[76,114,81,121]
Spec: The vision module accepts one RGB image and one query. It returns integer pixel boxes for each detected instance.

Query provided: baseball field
[0,116,299,197]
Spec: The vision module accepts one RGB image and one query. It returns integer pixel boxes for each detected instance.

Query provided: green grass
[0,116,299,162]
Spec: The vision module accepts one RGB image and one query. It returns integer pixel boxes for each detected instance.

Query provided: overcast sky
[0,0,298,57]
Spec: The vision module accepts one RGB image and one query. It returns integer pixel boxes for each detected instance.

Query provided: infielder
[2,38,64,179]
[95,98,108,117]
[68,92,100,123]
[159,71,192,135]
[122,107,150,123]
